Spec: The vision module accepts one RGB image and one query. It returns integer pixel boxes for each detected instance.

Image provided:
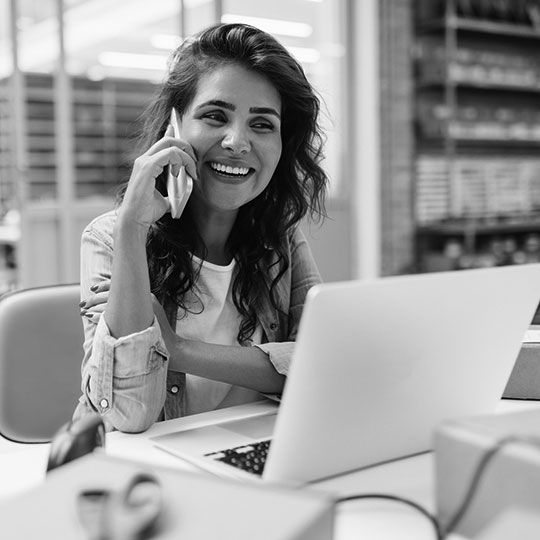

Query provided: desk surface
[1,398,540,540]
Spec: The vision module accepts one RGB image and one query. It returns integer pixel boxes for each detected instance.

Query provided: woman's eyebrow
[197,99,234,111]
[250,107,281,119]
[196,100,280,119]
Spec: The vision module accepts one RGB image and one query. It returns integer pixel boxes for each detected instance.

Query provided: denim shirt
[73,210,322,432]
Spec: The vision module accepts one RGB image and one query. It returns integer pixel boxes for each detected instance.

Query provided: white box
[0,453,335,540]
[435,409,540,538]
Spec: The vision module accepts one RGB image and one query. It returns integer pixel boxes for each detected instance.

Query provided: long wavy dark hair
[119,23,328,344]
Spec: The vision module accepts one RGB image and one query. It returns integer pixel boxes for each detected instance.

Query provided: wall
[18,199,113,287]
[302,200,352,283]
[379,0,415,275]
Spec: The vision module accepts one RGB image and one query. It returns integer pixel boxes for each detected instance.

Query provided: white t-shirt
[177,255,262,415]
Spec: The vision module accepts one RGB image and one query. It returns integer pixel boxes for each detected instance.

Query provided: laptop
[152,264,540,485]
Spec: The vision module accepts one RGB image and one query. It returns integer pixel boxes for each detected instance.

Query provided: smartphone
[166,108,193,218]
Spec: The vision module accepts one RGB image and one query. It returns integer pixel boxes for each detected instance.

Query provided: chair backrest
[0,284,83,443]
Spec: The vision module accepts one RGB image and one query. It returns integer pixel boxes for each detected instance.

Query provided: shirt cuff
[94,315,169,378]
[253,341,294,376]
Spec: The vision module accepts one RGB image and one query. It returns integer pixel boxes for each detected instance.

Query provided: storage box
[0,453,335,540]
[435,408,540,538]
[503,343,540,399]
[475,507,540,540]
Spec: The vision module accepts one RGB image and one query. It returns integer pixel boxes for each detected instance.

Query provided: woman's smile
[207,161,254,181]
[178,63,282,212]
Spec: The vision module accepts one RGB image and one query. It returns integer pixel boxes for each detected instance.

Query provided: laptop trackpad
[151,413,277,455]
[220,413,276,438]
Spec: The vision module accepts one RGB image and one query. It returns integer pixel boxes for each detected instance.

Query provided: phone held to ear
[166,108,193,218]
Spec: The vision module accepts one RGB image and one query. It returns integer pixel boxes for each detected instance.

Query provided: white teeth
[210,162,250,176]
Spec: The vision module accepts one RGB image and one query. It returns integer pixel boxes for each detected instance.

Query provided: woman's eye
[203,111,226,123]
[252,120,276,132]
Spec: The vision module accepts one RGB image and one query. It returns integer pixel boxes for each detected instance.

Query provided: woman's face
[178,63,282,213]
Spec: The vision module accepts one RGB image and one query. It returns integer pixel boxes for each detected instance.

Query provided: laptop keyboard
[204,439,271,476]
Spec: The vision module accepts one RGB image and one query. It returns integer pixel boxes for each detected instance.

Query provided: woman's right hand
[120,124,198,229]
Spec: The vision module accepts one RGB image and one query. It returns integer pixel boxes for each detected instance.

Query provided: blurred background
[1,0,540,294]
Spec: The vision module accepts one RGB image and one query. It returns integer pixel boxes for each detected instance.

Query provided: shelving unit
[413,0,540,271]
[0,73,157,289]
[0,78,15,212]
[8,74,157,202]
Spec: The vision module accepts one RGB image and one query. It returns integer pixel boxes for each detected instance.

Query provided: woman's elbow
[107,403,159,433]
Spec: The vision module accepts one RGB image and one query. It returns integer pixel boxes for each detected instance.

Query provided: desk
[1,398,539,540]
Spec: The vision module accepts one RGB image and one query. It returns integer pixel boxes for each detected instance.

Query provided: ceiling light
[287,46,321,64]
[87,64,164,82]
[98,51,168,70]
[221,14,312,38]
[151,34,183,50]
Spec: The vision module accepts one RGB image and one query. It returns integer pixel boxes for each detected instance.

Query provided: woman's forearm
[104,217,154,338]
[170,339,286,394]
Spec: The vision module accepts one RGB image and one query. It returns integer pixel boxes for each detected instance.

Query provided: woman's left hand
[80,280,178,354]
[80,280,111,324]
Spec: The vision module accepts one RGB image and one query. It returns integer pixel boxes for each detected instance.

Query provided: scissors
[77,472,163,540]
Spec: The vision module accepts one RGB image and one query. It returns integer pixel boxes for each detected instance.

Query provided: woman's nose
[221,126,250,154]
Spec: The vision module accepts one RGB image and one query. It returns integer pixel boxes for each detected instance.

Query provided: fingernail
[79,300,86,308]
[84,312,93,319]
[80,309,87,316]
[90,284,98,292]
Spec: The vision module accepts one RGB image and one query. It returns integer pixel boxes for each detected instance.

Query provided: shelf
[416,142,540,159]
[0,73,157,205]
[419,16,540,39]
[417,80,540,94]
[413,3,540,268]
[417,218,540,236]
[418,136,540,148]
[454,17,540,38]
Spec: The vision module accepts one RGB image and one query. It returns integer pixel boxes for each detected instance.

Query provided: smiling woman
[73,23,329,433]
[181,63,282,213]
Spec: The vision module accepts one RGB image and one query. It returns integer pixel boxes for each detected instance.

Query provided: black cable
[334,435,540,540]
[335,493,443,540]
[442,434,540,537]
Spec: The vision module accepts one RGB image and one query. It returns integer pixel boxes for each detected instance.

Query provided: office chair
[0,284,83,443]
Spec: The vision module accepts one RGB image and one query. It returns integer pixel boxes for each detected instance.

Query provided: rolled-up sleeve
[81,315,169,432]
[73,212,170,432]
[255,342,294,375]
[254,227,322,376]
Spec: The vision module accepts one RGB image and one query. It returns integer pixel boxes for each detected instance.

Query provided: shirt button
[170,385,179,394]
[270,323,277,331]
[99,398,109,409]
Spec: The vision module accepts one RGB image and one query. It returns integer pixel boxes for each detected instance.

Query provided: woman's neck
[190,205,238,266]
